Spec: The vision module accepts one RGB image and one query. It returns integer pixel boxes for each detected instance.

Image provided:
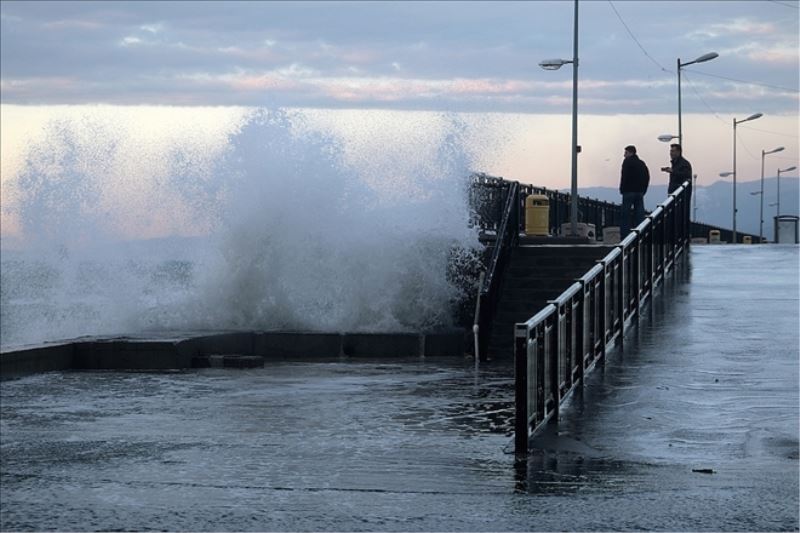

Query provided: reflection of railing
[513,181,691,455]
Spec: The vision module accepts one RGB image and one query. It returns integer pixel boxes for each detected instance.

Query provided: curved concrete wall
[1,330,466,380]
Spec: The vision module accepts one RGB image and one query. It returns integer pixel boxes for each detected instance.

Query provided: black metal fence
[469,172,761,243]
[470,173,622,237]
[512,180,692,455]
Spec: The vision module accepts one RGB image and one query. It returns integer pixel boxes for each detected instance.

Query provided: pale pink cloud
[175,71,302,92]
[688,17,777,39]
[0,77,79,93]
[450,79,528,95]
[312,41,381,65]
[746,44,799,65]
[216,46,280,62]
[41,19,105,30]
[225,74,301,92]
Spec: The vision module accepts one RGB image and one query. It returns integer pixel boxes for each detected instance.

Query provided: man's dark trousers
[621,192,645,238]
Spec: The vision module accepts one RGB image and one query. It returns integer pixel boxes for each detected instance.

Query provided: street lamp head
[658,134,678,142]
[539,58,571,70]
[749,191,762,196]
[744,112,763,122]
[719,171,734,177]
[779,165,797,173]
[694,52,719,63]
[767,146,785,155]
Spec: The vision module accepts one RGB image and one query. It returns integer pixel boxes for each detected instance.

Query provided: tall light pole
[720,170,734,241]
[732,113,763,243]
[677,52,718,147]
[759,146,785,242]
[540,0,579,237]
[777,165,797,217]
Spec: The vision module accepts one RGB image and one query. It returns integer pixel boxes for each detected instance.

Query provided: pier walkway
[1,245,797,531]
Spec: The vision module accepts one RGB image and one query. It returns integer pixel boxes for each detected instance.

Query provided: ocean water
[0,107,486,348]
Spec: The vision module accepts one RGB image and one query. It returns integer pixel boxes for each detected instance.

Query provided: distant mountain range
[574,177,799,239]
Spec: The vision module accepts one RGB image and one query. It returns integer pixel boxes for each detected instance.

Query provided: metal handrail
[472,272,485,360]
[475,180,520,359]
[482,181,519,293]
[514,180,692,455]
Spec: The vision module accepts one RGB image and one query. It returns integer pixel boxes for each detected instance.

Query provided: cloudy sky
[1,0,798,244]
[1,0,798,113]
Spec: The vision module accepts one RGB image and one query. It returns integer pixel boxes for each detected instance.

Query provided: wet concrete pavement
[1,245,798,531]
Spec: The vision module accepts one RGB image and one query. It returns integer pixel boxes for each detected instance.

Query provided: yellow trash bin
[709,230,721,244]
[743,236,752,244]
[525,194,549,236]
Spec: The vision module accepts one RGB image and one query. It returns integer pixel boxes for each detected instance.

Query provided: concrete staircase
[486,244,615,359]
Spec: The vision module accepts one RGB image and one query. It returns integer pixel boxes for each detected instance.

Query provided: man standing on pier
[662,143,693,232]
[663,143,693,194]
[619,145,650,238]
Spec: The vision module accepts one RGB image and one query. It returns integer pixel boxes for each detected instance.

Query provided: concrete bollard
[603,226,621,244]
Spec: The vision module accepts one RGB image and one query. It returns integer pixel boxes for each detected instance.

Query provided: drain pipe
[473,272,485,361]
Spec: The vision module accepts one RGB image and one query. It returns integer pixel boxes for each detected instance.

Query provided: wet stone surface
[1,246,798,531]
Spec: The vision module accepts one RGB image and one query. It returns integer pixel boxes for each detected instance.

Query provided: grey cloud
[1,1,797,113]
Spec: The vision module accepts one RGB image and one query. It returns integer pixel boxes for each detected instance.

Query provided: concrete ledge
[423,330,466,357]
[1,329,470,378]
[73,339,193,370]
[257,332,342,358]
[0,343,74,380]
[188,332,255,356]
[342,333,421,358]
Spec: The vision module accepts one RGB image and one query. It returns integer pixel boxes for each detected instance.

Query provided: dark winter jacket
[620,154,650,194]
[668,155,692,193]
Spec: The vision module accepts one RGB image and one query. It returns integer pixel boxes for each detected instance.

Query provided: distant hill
[574,177,799,239]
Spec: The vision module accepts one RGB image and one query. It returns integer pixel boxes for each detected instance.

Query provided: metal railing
[469,173,761,243]
[470,173,623,237]
[474,180,520,360]
[468,174,629,359]
[517,183,622,236]
[513,180,691,455]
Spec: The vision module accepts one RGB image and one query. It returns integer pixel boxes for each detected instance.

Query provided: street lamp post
[759,146,785,242]
[677,52,718,147]
[731,113,763,243]
[776,165,797,217]
[719,170,734,241]
[539,0,579,237]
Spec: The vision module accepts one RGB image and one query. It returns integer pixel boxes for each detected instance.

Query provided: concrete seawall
[0,330,466,380]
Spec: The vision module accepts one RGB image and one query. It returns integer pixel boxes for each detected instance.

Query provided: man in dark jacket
[619,145,650,238]
[662,143,693,230]
[664,143,692,193]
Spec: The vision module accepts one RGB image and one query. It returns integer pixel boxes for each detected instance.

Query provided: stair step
[515,245,615,258]
[503,277,581,290]
[508,257,601,268]
[500,287,564,300]
[498,300,552,315]
[506,265,594,277]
